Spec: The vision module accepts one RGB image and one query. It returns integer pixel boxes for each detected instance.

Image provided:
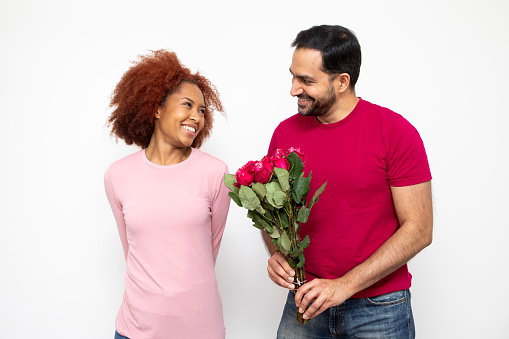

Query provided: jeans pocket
[366,290,407,306]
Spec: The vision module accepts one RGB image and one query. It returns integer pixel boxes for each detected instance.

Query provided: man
[263,25,433,338]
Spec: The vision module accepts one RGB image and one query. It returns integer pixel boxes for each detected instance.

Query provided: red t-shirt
[268,98,432,298]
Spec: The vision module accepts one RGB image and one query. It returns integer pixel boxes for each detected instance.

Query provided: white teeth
[182,125,196,133]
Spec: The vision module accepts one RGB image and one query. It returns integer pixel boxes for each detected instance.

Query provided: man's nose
[290,80,304,97]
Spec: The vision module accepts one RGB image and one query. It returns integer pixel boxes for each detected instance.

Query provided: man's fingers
[267,254,295,289]
[302,295,326,319]
[272,252,295,277]
[267,265,294,289]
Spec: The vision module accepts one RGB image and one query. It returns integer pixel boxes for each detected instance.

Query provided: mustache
[297,93,314,100]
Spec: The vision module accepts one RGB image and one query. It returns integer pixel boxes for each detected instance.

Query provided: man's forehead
[290,48,326,78]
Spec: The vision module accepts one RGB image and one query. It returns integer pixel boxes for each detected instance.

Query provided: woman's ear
[154,108,161,119]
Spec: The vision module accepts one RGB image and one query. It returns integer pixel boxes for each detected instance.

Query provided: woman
[104,50,230,339]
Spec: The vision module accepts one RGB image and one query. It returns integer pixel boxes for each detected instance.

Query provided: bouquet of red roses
[224,147,327,323]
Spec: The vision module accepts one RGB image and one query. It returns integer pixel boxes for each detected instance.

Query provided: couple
[104,25,433,339]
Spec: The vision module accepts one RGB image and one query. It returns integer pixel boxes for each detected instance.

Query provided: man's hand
[294,278,353,320]
[293,181,433,320]
[267,251,296,289]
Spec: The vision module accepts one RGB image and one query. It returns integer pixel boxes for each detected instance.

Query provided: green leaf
[251,222,263,230]
[297,206,310,223]
[247,210,256,220]
[279,212,289,229]
[273,167,290,191]
[276,238,288,255]
[239,185,261,211]
[268,224,280,238]
[310,181,328,209]
[299,235,310,250]
[252,211,271,229]
[224,174,239,195]
[272,238,278,247]
[280,231,291,252]
[265,182,283,208]
[287,152,304,180]
[273,191,287,208]
[293,175,311,203]
[251,182,267,199]
[265,224,273,233]
[255,205,266,215]
[248,210,268,230]
[228,192,242,207]
[296,252,305,268]
[288,257,296,270]
[292,244,303,257]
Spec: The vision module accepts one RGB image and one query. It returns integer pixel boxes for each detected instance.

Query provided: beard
[297,85,336,117]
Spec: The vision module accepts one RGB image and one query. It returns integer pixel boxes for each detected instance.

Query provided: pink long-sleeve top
[104,148,230,339]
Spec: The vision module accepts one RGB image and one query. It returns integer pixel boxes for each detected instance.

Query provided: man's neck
[316,91,359,124]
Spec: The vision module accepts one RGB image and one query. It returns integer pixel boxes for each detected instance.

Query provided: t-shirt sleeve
[104,167,129,260]
[386,116,432,187]
[210,163,230,265]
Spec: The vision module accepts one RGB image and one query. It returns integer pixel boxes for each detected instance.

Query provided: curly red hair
[108,50,224,149]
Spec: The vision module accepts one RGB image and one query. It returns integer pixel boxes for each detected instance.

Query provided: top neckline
[310,97,364,129]
[140,148,198,169]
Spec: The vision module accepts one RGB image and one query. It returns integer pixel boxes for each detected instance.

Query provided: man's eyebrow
[290,70,314,82]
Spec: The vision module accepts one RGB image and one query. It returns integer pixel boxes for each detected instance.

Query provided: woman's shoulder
[106,150,144,174]
[193,148,228,173]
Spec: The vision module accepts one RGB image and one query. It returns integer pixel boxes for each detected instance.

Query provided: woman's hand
[267,251,295,289]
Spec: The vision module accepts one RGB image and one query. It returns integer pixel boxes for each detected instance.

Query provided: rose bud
[271,156,290,170]
[254,157,273,184]
[235,161,256,186]
[287,147,304,161]
[273,148,288,158]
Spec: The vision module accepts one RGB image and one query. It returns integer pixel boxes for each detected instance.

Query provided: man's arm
[293,180,433,320]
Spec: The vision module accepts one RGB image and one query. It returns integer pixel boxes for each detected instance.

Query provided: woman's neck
[144,137,192,166]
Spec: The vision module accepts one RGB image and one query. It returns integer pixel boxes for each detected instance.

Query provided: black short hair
[292,25,361,89]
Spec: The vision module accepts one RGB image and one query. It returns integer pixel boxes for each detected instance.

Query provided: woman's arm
[104,167,129,260]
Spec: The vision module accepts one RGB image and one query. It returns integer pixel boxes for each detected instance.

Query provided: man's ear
[334,73,351,94]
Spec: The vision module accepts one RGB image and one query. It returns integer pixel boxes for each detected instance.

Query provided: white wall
[1,1,508,338]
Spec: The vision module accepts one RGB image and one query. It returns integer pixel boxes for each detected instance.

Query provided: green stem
[293,265,308,324]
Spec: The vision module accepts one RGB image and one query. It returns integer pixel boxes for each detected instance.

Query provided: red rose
[234,160,256,187]
[273,148,288,158]
[287,147,304,161]
[254,156,274,184]
[271,156,290,170]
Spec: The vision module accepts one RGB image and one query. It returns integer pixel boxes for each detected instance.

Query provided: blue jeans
[277,289,415,339]
[114,330,129,339]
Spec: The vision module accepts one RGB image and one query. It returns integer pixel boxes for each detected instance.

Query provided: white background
[1,0,508,338]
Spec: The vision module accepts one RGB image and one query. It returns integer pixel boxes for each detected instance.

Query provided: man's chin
[298,106,311,116]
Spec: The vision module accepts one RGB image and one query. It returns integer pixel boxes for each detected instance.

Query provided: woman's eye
[199,109,206,115]
[184,102,191,107]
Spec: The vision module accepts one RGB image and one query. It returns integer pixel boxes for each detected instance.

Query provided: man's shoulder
[275,113,307,130]
[359,98,402,121]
